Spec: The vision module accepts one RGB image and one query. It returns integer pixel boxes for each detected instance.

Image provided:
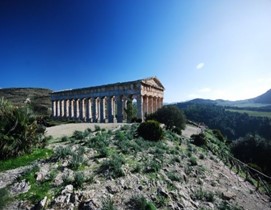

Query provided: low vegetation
[0,148,52,172]
[0,104,268,209]
[0,98,48,160]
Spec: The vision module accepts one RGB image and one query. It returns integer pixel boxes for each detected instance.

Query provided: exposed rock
[35,164,50,181]
[138,185,143,191]
[70,193,78,204]
[33,196,48,210]
[53,168,74,186]
[53,172,63,186]
[54,194,71,205]
[78,200,98,210]
[0,166,32,189]
[40,196,48,208]
[10,179,31,196]
[62,184,74,194]
[106,185,119,194]
[222,191,237,200]
[157,186,169,198]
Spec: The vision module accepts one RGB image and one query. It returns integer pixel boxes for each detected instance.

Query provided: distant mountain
[177,88,271,108]
[248,89,271,104]
[0,88,52,115]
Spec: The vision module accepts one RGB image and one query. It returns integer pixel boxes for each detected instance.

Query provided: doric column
[148,96,153,113]
[70,100,73,118]
[107,96,113,123]
[58,100,62,117]
[67,100,70,118]
[143,95,149,116]
[137,95,144,121]
[112,96,116,122]
[74,99,78,119]
[51,101,55,117]
[100,97,105,122]
[65,100,68,118]
[63,100,67,118]
[85,98,90,122]
[117,95,123,123]
[92,97,97,122]
[89,98,93,122]
[154,97,157,112]
[79,99,84,120]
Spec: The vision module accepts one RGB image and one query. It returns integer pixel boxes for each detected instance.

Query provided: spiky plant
[0,98,46,160]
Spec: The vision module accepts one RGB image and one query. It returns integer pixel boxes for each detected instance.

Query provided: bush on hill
[137,120,163,141]
[0,98,47,160]
[146,105,186,131]
[191,133,207,146]
[212,129,225,142]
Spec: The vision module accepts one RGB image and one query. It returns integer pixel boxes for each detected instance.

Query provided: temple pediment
[141,77,165,90]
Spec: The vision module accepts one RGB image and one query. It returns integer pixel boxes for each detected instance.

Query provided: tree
[146,105,186,130]
[231,134,271,176]
[124,99,137,123]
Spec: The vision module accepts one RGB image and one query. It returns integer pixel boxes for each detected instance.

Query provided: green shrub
[144,159,162,173]
[72,130,85,140]
[69,153,85,170]
[137,120,163,141]
[191,133,207,146]
[0,98,47,160]
[218,201,242,210]
[189,156,198,166]
[61,136,69,142]
[129,195,157,210]
[97,146,110,158]
[88,133,109,149]
[166,172,181,182]
[74,172,84,188]
[0,188,9,210]
[213,129,224,142]
[94,125,101,131]
[191,188,214,202]
[115,130,126,141]
[101,197,117,210]
[54,146,73,160]
[199,153,205,159]
[98,154,125,178]
[172,127,182,135]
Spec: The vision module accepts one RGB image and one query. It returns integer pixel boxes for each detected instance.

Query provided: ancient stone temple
[50,77,164,123]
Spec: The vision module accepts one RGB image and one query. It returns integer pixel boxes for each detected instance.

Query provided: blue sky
[1,0,271,103]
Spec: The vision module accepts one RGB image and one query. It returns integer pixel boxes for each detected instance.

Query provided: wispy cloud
[196,62,205,70]
[198,87,211,93]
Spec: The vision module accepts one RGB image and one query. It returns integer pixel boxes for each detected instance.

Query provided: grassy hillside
[0,124,270,210]
[0,88,52,116]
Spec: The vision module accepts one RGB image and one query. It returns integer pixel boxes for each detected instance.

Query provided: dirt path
[45,123,126,138]
[46,123,201,139]
[182,124,202,138]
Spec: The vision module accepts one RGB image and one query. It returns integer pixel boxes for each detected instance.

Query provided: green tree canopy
[146,105,186,130]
